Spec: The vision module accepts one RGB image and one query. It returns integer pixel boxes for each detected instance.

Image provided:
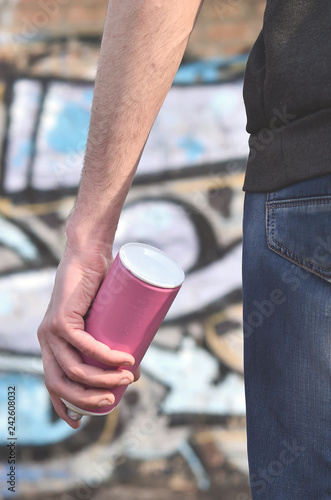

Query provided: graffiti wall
[0,55,251,499]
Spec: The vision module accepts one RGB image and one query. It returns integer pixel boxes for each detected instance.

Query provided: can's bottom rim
[61,398,114,418]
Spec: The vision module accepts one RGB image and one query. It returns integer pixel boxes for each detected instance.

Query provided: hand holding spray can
[61,242,185,420]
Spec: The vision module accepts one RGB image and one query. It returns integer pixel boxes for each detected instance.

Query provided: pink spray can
[61,242,185,420]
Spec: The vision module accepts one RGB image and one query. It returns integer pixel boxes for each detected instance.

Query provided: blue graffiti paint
[12,139,33,170]
[174,55,248,85]
[0,463,71,498]
[83,88,94,105]
[0,373,84,446]
[47,101,90,153]
[177,136,205,161]
[178,441,210,490]
[175,61,219,84]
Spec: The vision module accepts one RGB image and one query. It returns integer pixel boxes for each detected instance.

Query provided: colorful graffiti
[0,57,250,498]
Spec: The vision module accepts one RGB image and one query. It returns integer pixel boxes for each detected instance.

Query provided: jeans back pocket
[266,193,331,282]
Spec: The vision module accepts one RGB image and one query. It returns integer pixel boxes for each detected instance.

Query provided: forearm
[67,0,203,252]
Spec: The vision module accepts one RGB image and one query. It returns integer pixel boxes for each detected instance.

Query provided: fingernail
[98,397,114,407]
[67,409,83,421]
[122,360,134,366]
[118,378,131,386]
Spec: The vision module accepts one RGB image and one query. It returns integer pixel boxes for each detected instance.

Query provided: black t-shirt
[243,0,331,192]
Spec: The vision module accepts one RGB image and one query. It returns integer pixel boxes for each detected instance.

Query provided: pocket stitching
[267,195,331,209]
[266,195,331,278]
[271,236,331,273]
[266,242,331,281]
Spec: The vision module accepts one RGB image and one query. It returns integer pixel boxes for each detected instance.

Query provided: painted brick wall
[3,0,265,58]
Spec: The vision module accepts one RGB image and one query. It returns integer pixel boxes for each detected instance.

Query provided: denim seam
[267,197,331,209]
[266,195,331,280]
[270,238,331,273]
[266,192,273,251]
[266,244,331,281]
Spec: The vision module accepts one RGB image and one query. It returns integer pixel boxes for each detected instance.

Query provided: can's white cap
[119,243,185,289]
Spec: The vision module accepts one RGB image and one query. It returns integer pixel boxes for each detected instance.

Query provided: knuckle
[80,343,95,360]
[45,377,60,395]
[49,315,66,335]
[65,364,82,382]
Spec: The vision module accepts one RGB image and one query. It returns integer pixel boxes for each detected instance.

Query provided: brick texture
[5,0,265,57]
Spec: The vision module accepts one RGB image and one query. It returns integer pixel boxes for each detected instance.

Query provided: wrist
[65,209,116,258]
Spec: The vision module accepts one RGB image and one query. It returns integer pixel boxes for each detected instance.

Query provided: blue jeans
[242,175,331,499]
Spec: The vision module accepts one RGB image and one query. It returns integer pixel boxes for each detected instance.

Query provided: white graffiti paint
[3,79,248,193]
[167,243,242,320]
[0,268,55,353]
[4,79,42,193]
[113,200,200,272]
[0,70,249,496]
[142,336,245,416]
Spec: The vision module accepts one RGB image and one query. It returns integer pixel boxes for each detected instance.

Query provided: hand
[37,244,141,429]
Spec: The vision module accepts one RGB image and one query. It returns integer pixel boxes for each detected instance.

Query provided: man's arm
[38,0,204,428]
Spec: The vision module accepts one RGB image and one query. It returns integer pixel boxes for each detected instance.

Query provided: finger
[51,327,135,368]
[41,343,118,411]
[49,337,135,388]
[48,391,82,429]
